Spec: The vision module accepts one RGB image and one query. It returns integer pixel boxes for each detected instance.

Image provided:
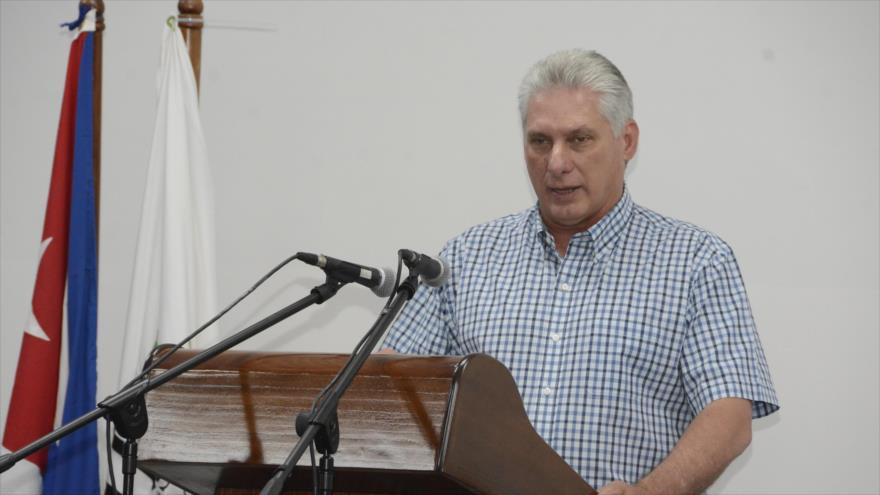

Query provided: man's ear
[622,120,639,161]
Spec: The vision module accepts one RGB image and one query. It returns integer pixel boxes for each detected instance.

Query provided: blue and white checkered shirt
[383,187,779,487]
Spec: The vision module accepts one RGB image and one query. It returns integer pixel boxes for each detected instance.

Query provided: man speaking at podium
[382,49,778,494]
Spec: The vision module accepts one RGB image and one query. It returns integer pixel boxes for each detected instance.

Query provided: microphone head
[371,267,397,298]
[422,256,450,288]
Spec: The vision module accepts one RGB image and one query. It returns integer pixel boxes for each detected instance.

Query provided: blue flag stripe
[42,31,100,495]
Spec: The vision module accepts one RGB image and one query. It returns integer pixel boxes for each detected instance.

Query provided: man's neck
[542,188,626,257]
[553,233,573,257]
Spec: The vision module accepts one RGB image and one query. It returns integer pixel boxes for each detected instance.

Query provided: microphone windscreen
[372,267,397,297]
[422,256,450,288]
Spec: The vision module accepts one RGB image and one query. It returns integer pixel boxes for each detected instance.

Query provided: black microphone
[297,253,395,297]
[399,249,450,287]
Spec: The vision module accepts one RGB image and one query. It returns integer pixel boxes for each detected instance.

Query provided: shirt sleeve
[381,242,459,355]
[680,246,779,419]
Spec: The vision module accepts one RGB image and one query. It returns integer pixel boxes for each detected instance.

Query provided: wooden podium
[138,350,595,495]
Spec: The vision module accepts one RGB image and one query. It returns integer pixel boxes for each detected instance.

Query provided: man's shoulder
[458,207,534,239]
[628,202,736,262]
[440,206,535,257]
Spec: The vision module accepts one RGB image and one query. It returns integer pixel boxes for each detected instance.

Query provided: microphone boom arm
[0,276,348,495]
[260,270,420,495]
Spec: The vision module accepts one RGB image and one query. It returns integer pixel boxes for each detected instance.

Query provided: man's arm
[598,397,752,495]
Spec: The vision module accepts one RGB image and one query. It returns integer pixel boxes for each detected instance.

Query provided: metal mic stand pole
[260,273,420,495]
[0,278,346,495]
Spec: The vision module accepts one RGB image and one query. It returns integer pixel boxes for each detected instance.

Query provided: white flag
[110,22,218,495]
[120,22,218,385]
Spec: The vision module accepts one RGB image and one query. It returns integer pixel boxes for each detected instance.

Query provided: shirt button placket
[540,269,573,439]
[553,279,572,346]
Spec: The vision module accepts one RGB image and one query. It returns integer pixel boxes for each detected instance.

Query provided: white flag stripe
[0,447,41,495]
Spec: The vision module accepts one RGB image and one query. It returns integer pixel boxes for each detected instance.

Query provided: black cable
[310,441,318,495]
[125,253,304,388]
[104,253,304,495]
[106,419,117,495]
[103,250,399,494]
[384,252,404,311]
[310,323,372,411]
[309,250,403,412]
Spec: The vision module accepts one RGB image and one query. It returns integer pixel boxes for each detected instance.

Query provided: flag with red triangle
[1,9,100,495]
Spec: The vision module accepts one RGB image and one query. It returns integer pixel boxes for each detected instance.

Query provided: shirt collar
[527,184,634,260]
[587,185,633,258]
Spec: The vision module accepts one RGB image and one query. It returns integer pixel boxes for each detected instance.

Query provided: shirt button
[550,333,561,342]
[559,282,572,292]
[542,386,553,396]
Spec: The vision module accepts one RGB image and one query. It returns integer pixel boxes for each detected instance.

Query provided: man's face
[524,86,638,235]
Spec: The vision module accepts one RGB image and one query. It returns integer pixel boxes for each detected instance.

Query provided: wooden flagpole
[178,0,204,95]
[80,0,103,235]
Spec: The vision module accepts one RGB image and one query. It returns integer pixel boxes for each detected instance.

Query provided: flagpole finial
[177,0,204,94]
[177,0,204,28]
[178,0,204,16]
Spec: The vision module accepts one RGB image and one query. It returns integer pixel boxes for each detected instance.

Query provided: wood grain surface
[140,351,459,472]
[138,349,594,494]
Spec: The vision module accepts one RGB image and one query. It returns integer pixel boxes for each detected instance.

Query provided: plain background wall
[1,1,878,493]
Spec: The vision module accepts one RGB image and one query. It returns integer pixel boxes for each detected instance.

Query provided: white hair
[518,49,634,136]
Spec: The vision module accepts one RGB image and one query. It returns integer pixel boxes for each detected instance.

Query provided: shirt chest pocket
[593,290,686,385]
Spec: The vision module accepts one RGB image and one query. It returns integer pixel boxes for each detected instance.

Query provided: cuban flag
[1,8,100,495]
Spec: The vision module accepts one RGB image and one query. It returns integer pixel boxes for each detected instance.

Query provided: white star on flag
[23,237,53,341]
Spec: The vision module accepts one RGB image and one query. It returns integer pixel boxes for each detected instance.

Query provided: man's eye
[530,137,550,147]
[572,135,590,143]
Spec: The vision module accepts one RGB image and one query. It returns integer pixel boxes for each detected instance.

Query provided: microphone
[399,249,450,287]
[297,253,395,297]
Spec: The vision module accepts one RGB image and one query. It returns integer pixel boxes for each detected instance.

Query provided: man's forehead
[525,86,608,134]
[530,85,601,105]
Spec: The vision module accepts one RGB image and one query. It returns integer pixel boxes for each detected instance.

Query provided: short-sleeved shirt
[382,188,779,487]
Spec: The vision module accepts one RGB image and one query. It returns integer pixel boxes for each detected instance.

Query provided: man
[382,49,778,494]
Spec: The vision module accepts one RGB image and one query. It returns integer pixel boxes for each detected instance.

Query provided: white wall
[1,1,877,493]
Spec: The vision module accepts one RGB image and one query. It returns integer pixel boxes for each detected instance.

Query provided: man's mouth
[549,186,579,195]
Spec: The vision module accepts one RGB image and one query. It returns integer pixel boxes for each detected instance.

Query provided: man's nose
[548,143,574,175]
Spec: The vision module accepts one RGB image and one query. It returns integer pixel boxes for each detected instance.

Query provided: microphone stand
[260,272,420,495]
[0,277,347,495]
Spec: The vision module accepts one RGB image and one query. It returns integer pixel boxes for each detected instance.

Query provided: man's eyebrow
[567,126,596,135]
[526,126,596,137]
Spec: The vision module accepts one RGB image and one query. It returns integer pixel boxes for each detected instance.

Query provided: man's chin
[541,206,593,230]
